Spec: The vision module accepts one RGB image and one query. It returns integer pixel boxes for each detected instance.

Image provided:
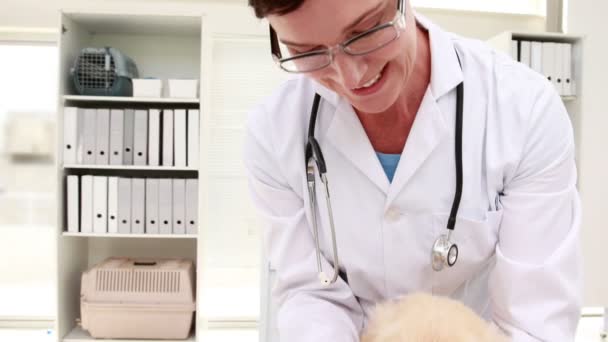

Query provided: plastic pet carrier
[80,257,196,339]
[71,47,139,96]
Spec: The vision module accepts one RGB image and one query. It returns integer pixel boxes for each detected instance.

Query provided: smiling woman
[244,0,582,341]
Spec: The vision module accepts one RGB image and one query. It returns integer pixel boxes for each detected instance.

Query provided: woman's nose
[331,52,367,90]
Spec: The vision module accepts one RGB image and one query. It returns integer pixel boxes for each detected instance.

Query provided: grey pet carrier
[71,47,139,96]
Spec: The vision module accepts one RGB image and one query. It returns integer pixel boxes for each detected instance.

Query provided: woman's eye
[288,48,304,55]
[291,47,321,55]
[352,20,381,36]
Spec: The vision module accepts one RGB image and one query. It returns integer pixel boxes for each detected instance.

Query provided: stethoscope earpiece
[318,272,331,286]
[307,94,340,286]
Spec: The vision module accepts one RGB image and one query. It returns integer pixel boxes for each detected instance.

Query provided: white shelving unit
[55,9,210,342]
[63,165,198,172]
[63,326,196,342]
[62,232,197,239]
[487,31,584,177]
[63,95,200,104]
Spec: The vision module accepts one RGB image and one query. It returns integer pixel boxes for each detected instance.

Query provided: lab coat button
[385,207,400,222]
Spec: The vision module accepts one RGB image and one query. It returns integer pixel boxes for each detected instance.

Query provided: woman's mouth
[351,64,388,96]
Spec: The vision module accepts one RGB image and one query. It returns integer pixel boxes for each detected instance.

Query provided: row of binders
[511,40,575,96]
[66,175,198,235]
[63,108,199,167]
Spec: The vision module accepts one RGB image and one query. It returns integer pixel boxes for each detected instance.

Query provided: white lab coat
[244,14,582,342]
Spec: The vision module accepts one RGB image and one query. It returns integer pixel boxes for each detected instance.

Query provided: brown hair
[248,0,306,18]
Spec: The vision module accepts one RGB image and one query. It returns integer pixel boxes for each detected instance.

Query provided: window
[0,42,58,320]
[205,36,288,321]
[413,0,546,16]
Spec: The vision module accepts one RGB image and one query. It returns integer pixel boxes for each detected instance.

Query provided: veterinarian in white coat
[244,0,582,341]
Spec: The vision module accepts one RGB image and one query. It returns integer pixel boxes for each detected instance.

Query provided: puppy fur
[360,292,509,342]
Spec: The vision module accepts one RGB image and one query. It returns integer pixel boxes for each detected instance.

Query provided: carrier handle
[134,261,157,266]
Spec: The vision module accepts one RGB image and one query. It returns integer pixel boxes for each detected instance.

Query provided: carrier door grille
[77,52,116,90]
[96,270,181,293]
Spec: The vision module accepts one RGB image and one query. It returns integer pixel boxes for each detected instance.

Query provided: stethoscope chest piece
[431,233,459,272]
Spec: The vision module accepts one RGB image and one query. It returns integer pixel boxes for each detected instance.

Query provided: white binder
[159,178,173,234]
[123,109,135,165]
[93,176,108,234]
[542,42,558,92]
[174,109,187,167]
[133,110,148,165]
[81,175,94,233]
[66,175,79,233]
[555,43,565,95]
[187,109,199,168]
[185,178,198,235]
[108,177,119,234]
[511,39,519,61]
[520,40,531,68]
[145,178,160,234]
[173,178,186,234]
[109,109,124,165]
[82,109,97,165]
[131,178,145,234]
[118,178,132,234]
[148,109,161,166]
[95,109,110,165]
[562,43,573,96]
[530,41,543,75]
[162,109,174,166]
[63,107,82,165]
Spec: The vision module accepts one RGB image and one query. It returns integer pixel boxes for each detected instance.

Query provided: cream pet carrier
[80,257,196,339]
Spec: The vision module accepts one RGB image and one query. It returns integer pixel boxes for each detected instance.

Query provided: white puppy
[361,292,509,342]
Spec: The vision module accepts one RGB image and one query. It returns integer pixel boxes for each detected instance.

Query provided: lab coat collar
[311,12,464,105]
[415,12,464,99]
[385,86,448,205]
[311,81,340,108]
[326,97,392,194]
[324,84,449,198]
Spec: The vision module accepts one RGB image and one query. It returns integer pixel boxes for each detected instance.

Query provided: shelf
[64,164,198,172]
[581,307,605,317]
[64,326,195,342]
[64,12,202,36]
[63,95,200,104]
[63,232,197,239]
[510,31,582,43]
[561,95,577,102]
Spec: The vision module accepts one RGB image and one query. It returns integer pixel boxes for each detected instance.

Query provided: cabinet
[55,10,209,341]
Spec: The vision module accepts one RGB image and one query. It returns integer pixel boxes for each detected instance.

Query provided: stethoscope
[305,64,464,286]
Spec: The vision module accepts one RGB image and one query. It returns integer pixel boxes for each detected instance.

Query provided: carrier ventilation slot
[96,270,181,293]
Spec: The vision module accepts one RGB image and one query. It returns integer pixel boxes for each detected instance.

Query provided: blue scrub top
[375,152,401,183]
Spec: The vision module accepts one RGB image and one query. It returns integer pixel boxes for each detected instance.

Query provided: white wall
[568,0,608,307]
[0,0,268,37]
[417,8,545,40]
[0,0,546,41]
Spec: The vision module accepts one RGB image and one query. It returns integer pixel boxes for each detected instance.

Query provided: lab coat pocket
[430,209,503,294]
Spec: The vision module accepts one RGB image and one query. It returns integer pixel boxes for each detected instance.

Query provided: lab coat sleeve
[243,105,364,342]
[488,83,583,341]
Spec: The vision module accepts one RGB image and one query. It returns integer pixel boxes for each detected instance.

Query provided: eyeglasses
[270,9,406,74]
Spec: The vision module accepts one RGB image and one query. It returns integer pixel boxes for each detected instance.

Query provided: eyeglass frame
[269,0,407,73]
